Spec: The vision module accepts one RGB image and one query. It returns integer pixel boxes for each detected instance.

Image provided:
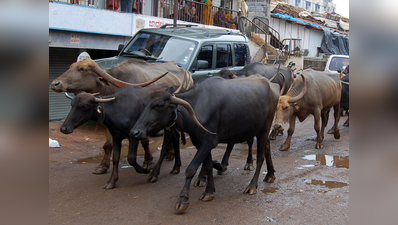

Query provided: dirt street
[49,113,349,224]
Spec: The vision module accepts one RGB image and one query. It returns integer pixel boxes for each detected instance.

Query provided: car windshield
[328,56,349,72]
[122,32,197,69]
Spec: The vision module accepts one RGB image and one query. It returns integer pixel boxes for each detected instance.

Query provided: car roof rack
[204,29,236,37]
[159,24,199,29]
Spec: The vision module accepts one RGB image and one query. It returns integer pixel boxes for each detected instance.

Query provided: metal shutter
[49,47,79,121]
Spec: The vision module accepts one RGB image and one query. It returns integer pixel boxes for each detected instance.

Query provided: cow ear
[97,77,109,86]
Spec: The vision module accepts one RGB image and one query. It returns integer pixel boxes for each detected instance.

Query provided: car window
[328,57,349,72]
[216,44,232,68]
[234,43,248,66]
[197,45,213,69]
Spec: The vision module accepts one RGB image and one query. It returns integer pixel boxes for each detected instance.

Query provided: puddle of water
[304,179,348,188]
[302,154,349,169]
[262,187,279,193]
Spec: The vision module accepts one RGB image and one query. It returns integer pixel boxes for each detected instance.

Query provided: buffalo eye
[79,67,87,72]
[155,104,164,110]
[81,105,90,111]
[284,105,289,110]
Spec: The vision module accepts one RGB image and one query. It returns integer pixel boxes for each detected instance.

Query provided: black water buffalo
[130,75,281,212]
[60,81,184,189]
[328,74,349,134]
[51,58,193,174]
[216,62,293,95]
[272,69,342,151]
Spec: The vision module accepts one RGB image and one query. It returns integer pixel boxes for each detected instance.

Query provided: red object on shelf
[106,0,120,11]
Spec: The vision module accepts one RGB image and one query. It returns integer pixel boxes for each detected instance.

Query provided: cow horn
[170,96,216,135]
[270,63,281,82]
[341,81,349,85]
[94,97,116,103]
[92,65,169,88]
[289,74,307,103]
[64,92,74,100]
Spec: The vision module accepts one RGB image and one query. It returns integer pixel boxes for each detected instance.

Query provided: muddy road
[49,113,349,224]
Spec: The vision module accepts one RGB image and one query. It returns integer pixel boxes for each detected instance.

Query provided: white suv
[324,55,349,74]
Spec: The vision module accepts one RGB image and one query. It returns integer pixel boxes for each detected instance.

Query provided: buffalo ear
[293,103,300,111]
[97,77,109,86]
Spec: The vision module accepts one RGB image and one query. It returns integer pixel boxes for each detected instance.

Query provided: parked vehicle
[94,24,251,83]
[324,54,349,74]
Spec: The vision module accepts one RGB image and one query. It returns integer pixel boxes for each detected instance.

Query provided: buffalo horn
[341,81,349,85]
[174,71,189,94]
[288,74,307,103]
[279,72,286,95]
[170,96,216,135]
[92,65,169,88]
[94,97,116,103]
[269,63,281,82]
[64,92,74,100]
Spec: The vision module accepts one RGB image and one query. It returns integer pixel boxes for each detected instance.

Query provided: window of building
[315,4,320,11]
[306,1,311,10]
[295,0,301,7]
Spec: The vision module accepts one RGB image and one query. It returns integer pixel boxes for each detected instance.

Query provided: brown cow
[273,69,341,151]
[50,58,193,174]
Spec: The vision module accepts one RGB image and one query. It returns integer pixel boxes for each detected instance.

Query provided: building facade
[285,0,336,14]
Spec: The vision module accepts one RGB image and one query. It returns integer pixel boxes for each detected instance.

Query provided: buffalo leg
[127,138,151,174]
[175,145,213,212]
[199,153,215,202]
[147,129,181,183]
[314,110,323,149]
[244,132,267,194]
[103,138,121,189]
[332,104,341,139]
[92,129,113,174]
[321,110,330,140]
[140,137,154,169]
[343,116,349,127]
[279,115,296,151]
[243,138,255,171]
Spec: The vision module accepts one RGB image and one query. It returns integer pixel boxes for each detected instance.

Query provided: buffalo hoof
[92,165,108,174]
[136,167,151,174]
[199,192,214,201]
[244,163,255,171]
[193,177,206,187]
[243,186,257,195]
[334,132,341,139]
[327,128,334,134]
[315,142,324,149]
[264,173,276,183]
[174,197,189,212]
[170,167,180,174]
[164,152,175,161]
[143,160,155,170]
[217,166,227,175]
[103,182,116,189]
[278,145,290,151]
[147,175,158,183]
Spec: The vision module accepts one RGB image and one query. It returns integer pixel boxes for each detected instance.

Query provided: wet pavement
[49,113,349,224]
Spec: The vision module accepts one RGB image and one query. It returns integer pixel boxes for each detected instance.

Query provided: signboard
[70,34,80,44]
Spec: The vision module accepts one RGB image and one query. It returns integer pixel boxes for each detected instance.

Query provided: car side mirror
[196,60,208,70]
[118,44,125,53]
[337,69,342,73]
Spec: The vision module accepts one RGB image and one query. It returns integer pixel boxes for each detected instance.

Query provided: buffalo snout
[130,129,146,140]
[273,124,284,131]
[60,126,73,134]
[51,80,65,92]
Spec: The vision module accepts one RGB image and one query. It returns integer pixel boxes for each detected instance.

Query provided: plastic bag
[49,138,60,148]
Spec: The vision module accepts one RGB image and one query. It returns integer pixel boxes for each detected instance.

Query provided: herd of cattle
[50,58,349,212]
